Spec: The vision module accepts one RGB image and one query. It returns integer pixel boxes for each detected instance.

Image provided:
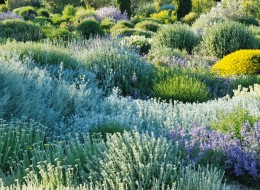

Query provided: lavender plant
[96,6,129,22]
[0,11,22,21]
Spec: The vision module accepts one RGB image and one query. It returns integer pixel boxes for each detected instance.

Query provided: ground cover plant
[0,0,259,189]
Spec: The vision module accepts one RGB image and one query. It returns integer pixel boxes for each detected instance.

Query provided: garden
[0,0,259,189]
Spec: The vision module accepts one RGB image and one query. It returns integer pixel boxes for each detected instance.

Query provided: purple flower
[0,11,23,21]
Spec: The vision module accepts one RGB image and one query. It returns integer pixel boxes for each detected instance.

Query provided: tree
[175,0,192,19]
[115,0,131,17]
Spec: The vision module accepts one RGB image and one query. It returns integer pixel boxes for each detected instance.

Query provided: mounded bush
[111,28,151,38]
[62,4,76,17]
[211,50,260,76]
[151,23,198,55]
[33,16,52,25]
[77,18,104,39]
[201,21,258,58]
[51,14,67,25]
[0,19,42,41]
[81,39,155,96]
[100,18,115,32]
[110,20,134,32]
[121,35,151,54]
[115,0,131,17]
[0,42,82,69]
[135,20,161,32]
[181,12,199,25]
[37,8,50,18]
[0,4,8,12]
[134,2,156,17]
[235,15,259,26]
[16,6,37,20]
[43,26,74,40]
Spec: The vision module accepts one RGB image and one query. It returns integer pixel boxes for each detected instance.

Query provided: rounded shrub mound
[110,20,134,32]
[17,6,37,20]
[37,8,50,18]
[121,35,151,55]
[0,19,42,41]
[211,50,260,76]
[82,39,155,96]
[202,21,258,58]
[100,18,115,32]
[0,42,83,69]
[135,20,161,32]
[111,28,151,38]
[151,23,198,55]
[77,18,104,39]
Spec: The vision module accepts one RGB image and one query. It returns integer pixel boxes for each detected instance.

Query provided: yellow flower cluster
[211,49,260,76]
[150,10,176,24]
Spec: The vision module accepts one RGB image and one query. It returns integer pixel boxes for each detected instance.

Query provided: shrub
[210,107,260,139]
[159,4,175,14]
[75,7,97,20]
[16,6,37,20]
[151,23,198,55]
[0,11,22,21]
[33,16,52,25]
[135,20,160,32]
[152,69,210,103]
[36,8,50,18]
[41,0,81,13]
[111,28,152,38]
[175,0,192,19]
[0,42,82,69]
[150,10,176,24]
[115,0,131,17]
[134,2,157,17]
[81,38,155,96]
[211,50,260,76]
[43,26,74,40]
[0,19,42,41]
[110,20,134,31]
[121,35,152,54]
[96,6,128,22]
[235,15,259,26]
[0,4,8,12]
[100,18,115,32]
[5,0,41,10]
[51,14,67,25]
[182,12,199,25]
[201,21,258,58]
[62,4,77,17]
[76,18,104,39]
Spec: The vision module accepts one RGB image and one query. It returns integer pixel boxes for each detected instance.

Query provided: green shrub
[0,4,8,12]
[81,39,155,96]
[152,68,210,103]
[211,50,260,76]
[89,123,126,141]
[111,28,152,38]
[43,26,74,40]
[175,0,192,19]
[62,4,77,17]
[33,16,52,25]
[0,19,42,41]
[210,107,260,139]
[235,15,259,26]
[0,42,82,69]
[121,35,151,54]
[75,7,97,20]
[201,21,258,57]
[110,20,134,32]
[51,14,67,25]
[5,0,40,10]
[135,20,161,32]
[134,2,157,17]
[115,0,131,17]
[151,23,198,55]
[159,3,175,14]
[100,18,115,32]
[36,8,50,18]
[16,6,37,20]
[181,12,199,25]
[76,18,104,39]
[41,0,81,13]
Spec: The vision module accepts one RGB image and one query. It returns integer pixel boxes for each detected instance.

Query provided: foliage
[5,0,40,10]
[62,4,77,17]
[235,15,259,26]
[243,0,260,19]
[115,0,131,17]
[181,12,199,25]
[174,0,192,19]
[0,11,22,21]
[43,26,74,40]
[96,6,128,22]
[0,19,42,41]
[211,50,260,76]
[120,35,152,54]
[210,107,260,139]
[150,10,176,24]
[36,8,50,18]
[151,23,198,55]
[76,18,104,39]
[15,6,37,20]
[33,16,52,26]
[152,68,210,103]
[111,28,151,38]
[75,7,97,21]
[135,20,161,32]
[51,14,67,25]
[41,0,81,13]
[100,18,115,32]
[134,2,157,17]
[192,0,216,13]
[0,4,8,12]
[80,38,155,96]
[110,20,134,32]
[201,21,258,58]
[81,0,111,9]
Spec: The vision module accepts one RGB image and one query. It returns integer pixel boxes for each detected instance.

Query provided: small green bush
[5,0,41,10]
[111,28,152,38]
[62,4,76,17]
[16,6,37,20]
[152,68,210,103]
[100,18,115,32]
[210,107,260,139]
[121,35,151,54]
[135,20,161,32]
[0,19,42,41]
[134,2,156,17]
[110,20,134,32]
[182,12,199,25]
[236,15,259,26]
[33,16,52,25]
[201,21,258,57]
[37,8,50,18]
[51,14,67,25]
[176,0,192,19]
[75,7,97,20]
[0,42,82,69]
[76,18,104,39]
[151,23,198,55]
[42,26,74,40]
[0,4,8,12]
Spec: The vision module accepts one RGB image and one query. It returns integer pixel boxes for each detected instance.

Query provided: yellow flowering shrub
[150,10,176,24]
[211,50,260,76]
